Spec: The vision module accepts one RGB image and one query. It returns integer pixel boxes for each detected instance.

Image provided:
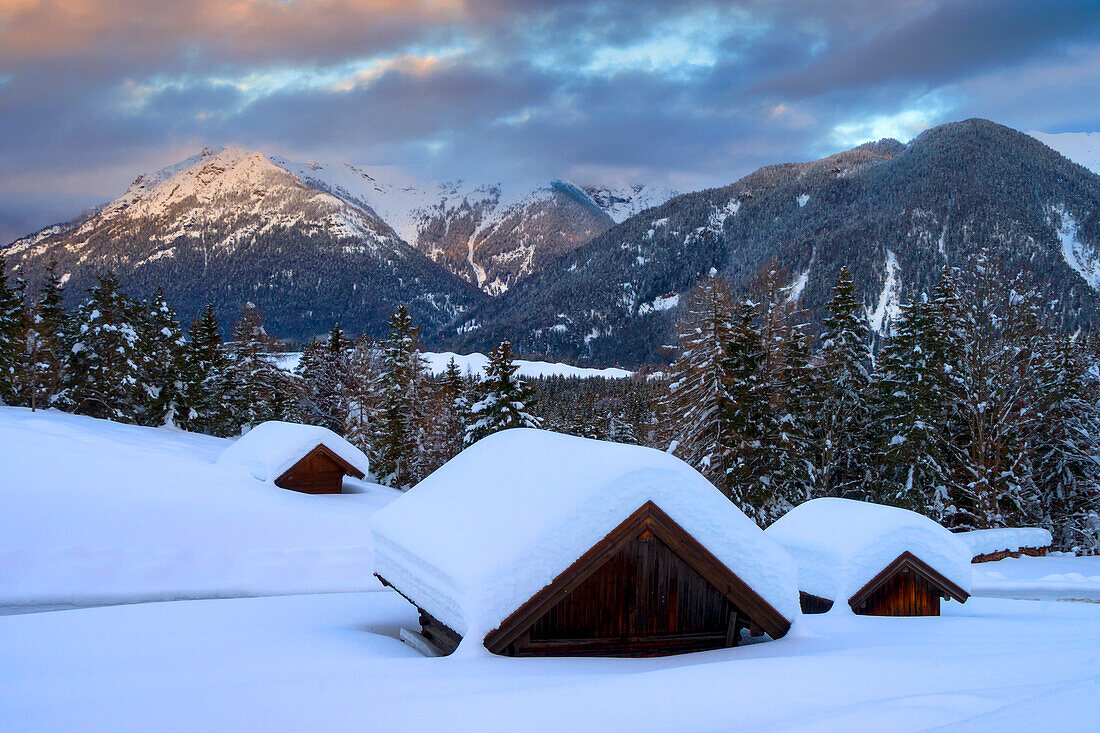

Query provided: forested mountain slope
[447,119,1100,366]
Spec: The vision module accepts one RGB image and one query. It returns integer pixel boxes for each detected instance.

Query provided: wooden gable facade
[274,444,364,494]
[383,501,791,658]
[799,551,970,617]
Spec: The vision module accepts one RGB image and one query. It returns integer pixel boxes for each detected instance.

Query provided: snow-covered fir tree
[814,266,874,499]
[0,251,27,405]
[22,261,67,411]
[136,288,187,426]
[437,357,473,459]
[298,324,351,433]
[941,260,1044,529]
[372,306,426,488]
[178,304,232,435]
[662,273,736,491]
[57,272,145,421]
[225,302,297,431]
[724,295,772,517]
[466,340,540,445]
[1031,332,1100,552]
[875,296,944,512]
[344,336,384,454]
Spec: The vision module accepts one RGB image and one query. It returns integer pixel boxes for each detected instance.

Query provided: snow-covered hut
[372,429,798,658]
[766,498,971,616]
[216,421,369,494]
[956,528,1053,563]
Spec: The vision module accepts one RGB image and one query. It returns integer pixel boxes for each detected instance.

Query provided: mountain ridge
[443,119,1100,366]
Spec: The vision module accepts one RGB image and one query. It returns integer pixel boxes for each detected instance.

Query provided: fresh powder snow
[766,498,972,607]
[0,407,397,609]
[957,528,1053,559]
[372,429,799,651]
[4,589,1100,732]
[216,420,371,483]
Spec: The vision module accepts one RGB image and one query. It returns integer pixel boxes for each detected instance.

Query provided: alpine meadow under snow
[3,406,1100,732]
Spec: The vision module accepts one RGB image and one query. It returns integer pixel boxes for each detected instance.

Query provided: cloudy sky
[2,0,1099,242]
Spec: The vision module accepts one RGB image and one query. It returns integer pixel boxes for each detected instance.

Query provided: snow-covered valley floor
[4,406,1100,732]
[0,407,398,610]
[3,592,1099,732]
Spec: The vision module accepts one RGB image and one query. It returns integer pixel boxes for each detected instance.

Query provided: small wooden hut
[372,429,798,657]
[767,498,971,617]
[957,528,1053,563]
[216,421,370,494]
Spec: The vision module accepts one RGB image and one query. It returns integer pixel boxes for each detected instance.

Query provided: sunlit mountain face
[3,0,1100,245]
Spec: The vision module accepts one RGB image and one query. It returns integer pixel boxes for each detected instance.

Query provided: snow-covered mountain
[6,146,486,341]
[1029,131,1100,174]
[269,157,675,294]
[581,183,680,224]
[452,120,1100,366]
[6,146,675,338]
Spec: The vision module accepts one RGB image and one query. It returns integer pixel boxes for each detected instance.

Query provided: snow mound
[372,429,799,648]
[216,421,370,483]
[766,498,971,607]
[0,407,397,608]
[957,528,1053,558]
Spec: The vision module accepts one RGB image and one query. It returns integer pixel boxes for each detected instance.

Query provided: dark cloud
[2,0,1099,240]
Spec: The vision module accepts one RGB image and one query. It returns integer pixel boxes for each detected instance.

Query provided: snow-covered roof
[765,498,971,606]
[216,421,370,483]
[957,528,1053,558]
[371,429,799,646]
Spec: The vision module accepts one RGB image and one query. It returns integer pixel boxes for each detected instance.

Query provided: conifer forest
[2,250,1097,553]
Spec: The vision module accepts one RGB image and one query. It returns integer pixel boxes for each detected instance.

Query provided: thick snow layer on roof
[372,429,798,648]
[216,421,370,483]
[766,498,971,607]
[957,528,1053,558]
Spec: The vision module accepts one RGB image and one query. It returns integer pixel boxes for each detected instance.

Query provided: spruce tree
[344,336,384,454]
[661,274,736,492]
[1031,333,1100,551]
[724,296,772,517]
[0,251,27,405]
[298,324,351,432]
[875,296,943,512]
[466,340,540,444]
[137,288,187,426]
[179,304,232,435]
[437,357,473,459]
[814,266,874,499]
[23,261,67,411]
[58,272,144,421]
[225,302,297,431]
[372,306,425,488]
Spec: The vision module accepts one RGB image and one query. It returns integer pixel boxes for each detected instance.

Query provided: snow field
[2,592,1099,732]
[0,407,398,609]
[971,554,1100,601]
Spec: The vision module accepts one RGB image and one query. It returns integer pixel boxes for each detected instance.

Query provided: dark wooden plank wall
[515,530,741,655]
[855,567,940,617]
[799,592,834,615]
[276,452,345,494]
